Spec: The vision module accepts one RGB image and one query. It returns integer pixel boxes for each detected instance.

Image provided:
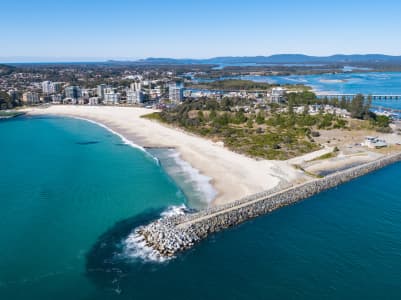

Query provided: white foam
[121,205,189,263]
[167,150,218,206]
[122,230,171,263]
[160,204,188,218]
[69,116,159,164]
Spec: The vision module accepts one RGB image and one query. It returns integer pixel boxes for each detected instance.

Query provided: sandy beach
[26,105,306,206]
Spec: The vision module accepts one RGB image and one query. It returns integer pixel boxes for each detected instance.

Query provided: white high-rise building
[169,82,184,102]
[104,90,121,105]
[64,86,82,102]
[42,81,53,94]
[22,92,40,104]
[42,81,62,94]
[97,84,107,100]
[126,90,144,104]
[130,82,142,91]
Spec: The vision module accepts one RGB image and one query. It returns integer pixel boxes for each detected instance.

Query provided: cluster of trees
[195,79,275,91]
[145,96,350,159]
[287,92,390,123]
[0,91,19,110]
[287,91,372,118]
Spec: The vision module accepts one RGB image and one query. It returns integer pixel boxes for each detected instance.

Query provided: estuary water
[1,115,401,299]
[233,72,401,95]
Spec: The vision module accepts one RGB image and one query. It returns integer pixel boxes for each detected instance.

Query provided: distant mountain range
[131,54,401,65]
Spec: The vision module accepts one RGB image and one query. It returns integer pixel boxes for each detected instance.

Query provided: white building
[97,84,107,100]
[22,92,40,104]
[169,82,184,102]
[42,81,62,94]
[64,86,82,103]
[42,81,53,94]
[104,90,121,105]
[270,87,286,103]
[130,82,142,91]
[126,89,144,104]
[51,94,63,104]
[88,97,99,105]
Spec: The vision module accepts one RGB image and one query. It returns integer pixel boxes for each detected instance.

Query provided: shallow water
[2,115,401,299]
[230,72,401,95]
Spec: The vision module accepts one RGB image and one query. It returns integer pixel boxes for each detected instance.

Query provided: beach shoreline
[25,105,397,208]
[25,105,306,207]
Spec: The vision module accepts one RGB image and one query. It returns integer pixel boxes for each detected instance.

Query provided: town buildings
[22,92,40,104]
[64,86,82,103]
[169,82,184,102]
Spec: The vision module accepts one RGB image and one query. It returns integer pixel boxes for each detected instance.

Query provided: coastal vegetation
[144,91,392,160]
[188,79,311,92]
[143,97,349,160]
[287,92,391,133]
[189,79,275,91]
[0,90,20,110]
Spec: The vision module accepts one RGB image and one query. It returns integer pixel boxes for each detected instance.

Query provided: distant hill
[133,54,401,65]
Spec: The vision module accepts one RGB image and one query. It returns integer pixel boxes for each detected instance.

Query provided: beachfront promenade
[137,152,401,258]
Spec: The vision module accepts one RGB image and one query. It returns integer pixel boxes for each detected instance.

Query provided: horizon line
[2,52,401,64]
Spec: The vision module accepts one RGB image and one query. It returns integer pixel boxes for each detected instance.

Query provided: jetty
[316,94,401,101]
[136,153,401,258]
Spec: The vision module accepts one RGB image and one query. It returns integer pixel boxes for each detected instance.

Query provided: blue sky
[1,0,401,62]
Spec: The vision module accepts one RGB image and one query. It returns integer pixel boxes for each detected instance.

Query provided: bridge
[316,94,401,101]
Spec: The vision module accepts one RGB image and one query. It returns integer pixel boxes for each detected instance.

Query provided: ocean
[1,108,401,299]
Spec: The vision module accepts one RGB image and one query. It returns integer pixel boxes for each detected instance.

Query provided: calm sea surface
[1,113,401,299]
[233,72,401,95]
[226,72,401,111]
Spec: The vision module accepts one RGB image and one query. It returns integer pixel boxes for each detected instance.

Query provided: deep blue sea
[1,113,401,299]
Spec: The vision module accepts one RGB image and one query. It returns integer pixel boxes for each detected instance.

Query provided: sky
[1,0,401,62]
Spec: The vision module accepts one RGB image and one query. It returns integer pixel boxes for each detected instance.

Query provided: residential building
[22,92,40,104]
[104,89,121,105]
[126,89,144,104]
[51,94,63,104]
[169,82,184,102]
[42,81,53,94]
[88,97,99,105]
[42,81,62,94]
[64,86,82,103]
[97,84,107,100]
[270,87,286,103]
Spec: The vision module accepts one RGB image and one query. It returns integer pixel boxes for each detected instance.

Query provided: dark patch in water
[84,207,222,299]
[76,141,100,145]
[85,209,168,293]
[115,143,128,147]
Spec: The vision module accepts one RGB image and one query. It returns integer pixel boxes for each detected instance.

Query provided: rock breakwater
[136,153,401,259]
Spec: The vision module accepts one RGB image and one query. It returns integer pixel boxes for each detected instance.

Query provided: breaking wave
[166,150,217,206]
[71,116,160,165]
[121,204,190,263]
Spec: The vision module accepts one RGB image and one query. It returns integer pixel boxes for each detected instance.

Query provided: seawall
[136,152,401,258]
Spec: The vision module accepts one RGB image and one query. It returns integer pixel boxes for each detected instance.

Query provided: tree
[256,111,265,124]
[233,110,247,124]
[209,110,217,121]
[349,94,370,119]
[340,96,347,109]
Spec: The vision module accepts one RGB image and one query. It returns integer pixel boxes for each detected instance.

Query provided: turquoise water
[2,115,401,299]
[0,116,185,299]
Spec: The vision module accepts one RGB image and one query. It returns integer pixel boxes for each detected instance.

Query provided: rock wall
[138,153,401,258]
